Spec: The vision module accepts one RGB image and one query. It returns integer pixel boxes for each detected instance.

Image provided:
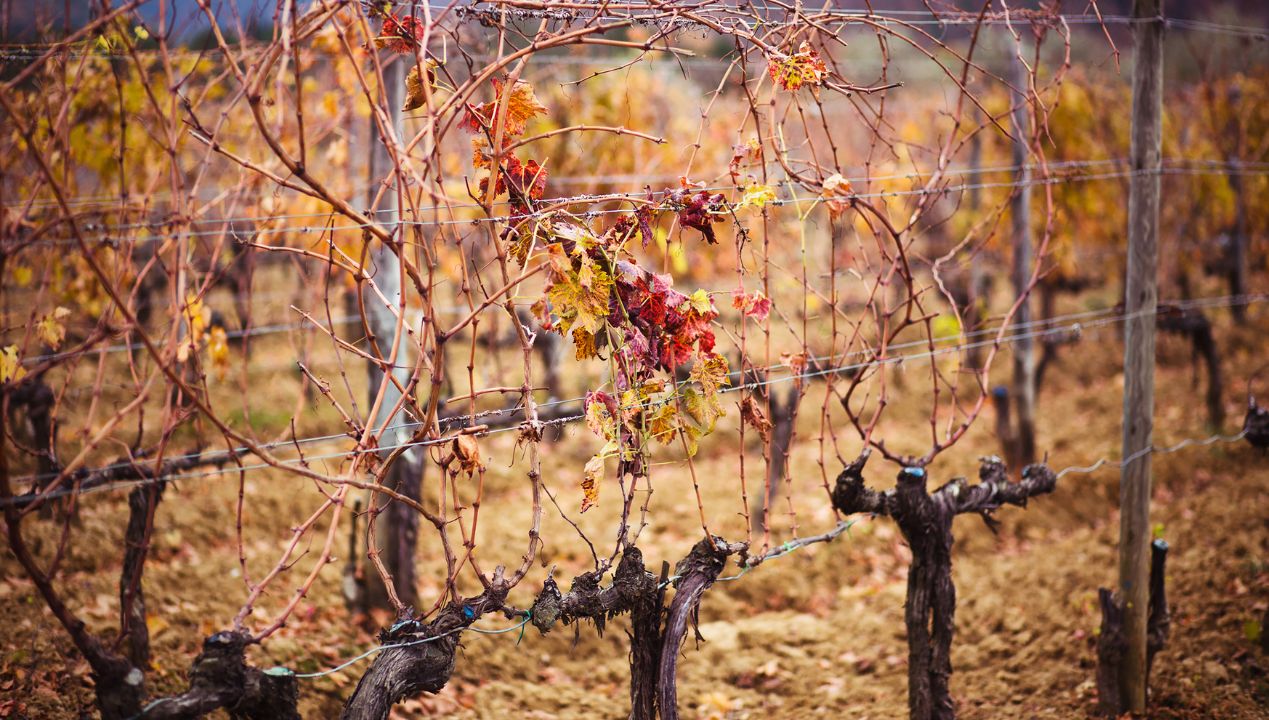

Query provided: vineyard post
[363,52,417,610]
[1009,50,1037,466]
[1119,0,1165,711]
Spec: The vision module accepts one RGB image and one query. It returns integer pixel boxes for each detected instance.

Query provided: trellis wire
[259,405,1255,679]
[10,292,1258,488]
[7,292,1263,506]
[18,162,1269,248]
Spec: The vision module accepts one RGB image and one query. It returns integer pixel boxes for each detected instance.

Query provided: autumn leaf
[177,294,210,364]
[738,184,777,212]
[740,395,773,442]
[402,59,440,112]
[36,307,71,350]
[460,79,547,138]
[667,187,727,244]
[584,390,618,440]
[581,454,604,512]
[689,352,731,396]
[732,289,771,322]
[546,248,612,338]
[686,289,713,315]
[680,386,724,437]
[571,327,599,360]
[12,265,33,288]
[453,434,485,473]
[0,345,26,384]
[768,41,829,93]
[207,324,230,380]
[821,173,854,217]
[729,136,762,182]
[373,14,425,53]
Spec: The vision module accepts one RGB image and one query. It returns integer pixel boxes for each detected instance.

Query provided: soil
[1,309,1267,720]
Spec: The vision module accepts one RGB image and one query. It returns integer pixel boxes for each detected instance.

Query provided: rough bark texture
[629,562,669,720]
[832,451,1057,720]
[1244,397,1269,449]
[528,546,666,720]
[1096,539,1170,717]
[530,546,657,637]
[341,579,510,720]
[10,379,58,481]
[137,631,299,719]
[120,482,165,668]
[657,538,746,720]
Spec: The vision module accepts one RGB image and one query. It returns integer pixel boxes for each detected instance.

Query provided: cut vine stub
[1095,539,1171,717]
[1245,397,1269,449]
[831,451,1058,720]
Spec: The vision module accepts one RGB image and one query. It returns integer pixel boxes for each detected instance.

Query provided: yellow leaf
[145,613,169,640]
[687,289,713,315]
[0,345,26,384]
[12,265,33,287]
[36,307,71,350]
[207,325,230,380]
[739,184,777,211]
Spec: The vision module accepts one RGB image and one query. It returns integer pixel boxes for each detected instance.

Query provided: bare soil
[2,312,1267,719]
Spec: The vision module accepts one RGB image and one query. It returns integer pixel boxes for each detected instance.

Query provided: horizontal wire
[257,411,1258,677]
[17,155,1269,221]
[5,291,1233,486]
[1055,430,1250,479]
[17,292,1268,488]
[7,292,1263,505]
[14,157,1129,223]
[17,162,1269,247]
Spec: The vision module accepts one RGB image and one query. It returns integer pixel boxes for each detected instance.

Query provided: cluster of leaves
[768,41,829,93]
[525,217,731,511]
[463,79,550,214]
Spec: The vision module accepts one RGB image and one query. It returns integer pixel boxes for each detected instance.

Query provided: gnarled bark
[341,576,510,720]
[657,537,746,720]
[138,631,299,720]
[1096,539,1170,717]
[832,451,1057,720]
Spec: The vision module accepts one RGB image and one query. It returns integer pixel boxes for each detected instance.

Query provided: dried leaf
[35,307,71,350]
[207,325,230,380]
[731,289,771,322]
[402,60,439,112]
[581,454,604,512]
[740,395,773,442]
[453,434,484,473]
[821,173,855,217]
[461,79,547,138]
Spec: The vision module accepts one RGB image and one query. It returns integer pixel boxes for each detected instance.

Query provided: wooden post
[1009,50,1037,467]
[1119,0,1164,712]
[363,54,419,610]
